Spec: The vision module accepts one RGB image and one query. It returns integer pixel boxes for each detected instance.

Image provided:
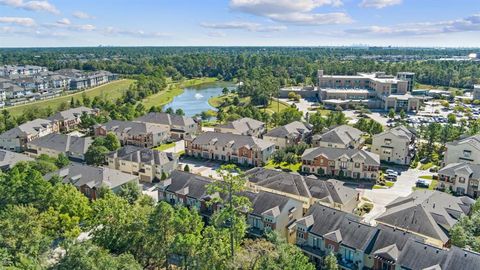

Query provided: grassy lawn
[208,94,289,115]
[263,99,290,114]
[385,181,395,187]
[419,162,434,170]
[419,175,434,180]
[153,142,176,151]
[6,79,134,117]
[264,160,301,172]
[373,185,388,189]
[142,77,217,109]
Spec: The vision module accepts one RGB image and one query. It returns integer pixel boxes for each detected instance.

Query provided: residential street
[361,168,434,224]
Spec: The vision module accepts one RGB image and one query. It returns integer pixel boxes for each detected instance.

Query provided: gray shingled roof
[134,112,196,129]
[438,162,480,179]
[264,121,311,138]
[216,117,264,134]
[28,133,92,155]
[376,190,474,243]
[366,224,422,261]
[245,168,359,205]
[446,134,480,151]
[312,125,363,145]
[298,204,376,251]
[0,119,54,139]
[240,190,293,218]
[190,131,274,150]
[45,163,137,190]
[374,125,414,141]
[161,170,213,200]
[108,145,176,166]
[100,120,169,136]
[301,147,380,166]
[48,106,97,122]
[0,150,33,169]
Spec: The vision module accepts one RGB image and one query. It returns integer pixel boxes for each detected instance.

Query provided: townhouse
[214,117,266,137]
[26,133,92,162]
[45,163,139,200]
[48,106,100,132]
[56,69,117,90]
[438,162,480,198]
[134,112,199,140]
[376,190,474,247]
[107,145,178,183]
[301,147,380,180]
[295,204,378,269]
[312,125,364,149]
[185,131,275,166]
[371,126,415,165]
[245,168,360,212]
[0,119,59,152]
[444,134,480,165]
[0,149,33,170]
[242,190,303,242]
[95,120,170,148]
[263,121,312,149]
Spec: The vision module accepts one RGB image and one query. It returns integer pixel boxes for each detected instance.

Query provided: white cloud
[0,16,35,27]
[201,21,287,32]
[0,0,59,14]
[359,0,402,9]
[57,18,71,25]
[104,27,170,38]
[73,11,94,20]
[346,13,480,36]
[207,31,227,37]
[229,0,351,25]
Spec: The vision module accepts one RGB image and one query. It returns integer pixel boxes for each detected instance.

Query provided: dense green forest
[1,47,479,88]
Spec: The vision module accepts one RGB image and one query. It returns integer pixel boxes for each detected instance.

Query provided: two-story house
[263,121,312,149]
[0,149,33,170]
[94,120,170,148]
[107,145,178,183]
[245,168,360,213]
[0,119,59,152]
[444,134,480,165]
[45,163,139,200]
[48,106,99,132]
[312,125,364,149]
[301,147,380,180]
[214,117,266,137]
[438,162,480,198]
[134,112,199,140]
[371,126,415,165]
[185,131,275,166]
[26,133,92,162]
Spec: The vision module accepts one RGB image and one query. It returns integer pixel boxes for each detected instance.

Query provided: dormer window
[384,138,392,145]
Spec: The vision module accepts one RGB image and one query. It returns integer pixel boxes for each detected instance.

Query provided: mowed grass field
[142,77,217,109]
[208,94,290,115]
[7,79,135,117]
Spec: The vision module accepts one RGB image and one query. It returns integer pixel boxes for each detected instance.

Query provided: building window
[384,139,392,145]
[354,162,360,168]
[464,150,472,157]
[459,177,466,183]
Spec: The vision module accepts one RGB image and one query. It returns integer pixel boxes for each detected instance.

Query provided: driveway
[161,140,185,154]
[279,98,317,117]
[178,157,224,179]
[361,168,433,224]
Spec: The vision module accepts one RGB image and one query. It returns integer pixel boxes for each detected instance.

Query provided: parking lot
[178,157,224,179]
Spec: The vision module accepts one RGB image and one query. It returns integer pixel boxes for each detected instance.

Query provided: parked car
[385,174,397,181]
[416,179,430,188]
[386,169,399,176]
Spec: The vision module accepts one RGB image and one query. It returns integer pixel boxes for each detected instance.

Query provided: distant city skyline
[0,0,479,47]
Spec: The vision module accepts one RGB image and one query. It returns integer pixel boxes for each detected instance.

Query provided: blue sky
[0,0,479,47]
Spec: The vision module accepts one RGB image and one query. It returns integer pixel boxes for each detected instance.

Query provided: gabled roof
[108,145,176,166]
[446,134,480,151]
[301,147,380,166]
[244,168,359,205]
[0,150,33,169]
[374,125,414,141]
[48,106,97,122]
[28,133,92,155]
[298,204,376,251]
[45,163,137,190]
[189,131,274,150]
[216,117,265,134]
[160,170,213,200]
[312,125,363,145]
[241,190,295,218]
[376,190,474,243]
[264,121,312,138]
[438,162,480,179]
[99,120,169,136]
[0,119,54,139]
[135,112,196,128]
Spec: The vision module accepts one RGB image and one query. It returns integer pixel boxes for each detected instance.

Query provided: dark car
[415,179,430,188]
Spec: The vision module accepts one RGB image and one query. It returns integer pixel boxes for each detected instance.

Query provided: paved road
[361,168,433,224]
[161,140,185,154]
[279,98,317,117]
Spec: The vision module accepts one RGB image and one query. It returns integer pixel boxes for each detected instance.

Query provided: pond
[164,81,235,117]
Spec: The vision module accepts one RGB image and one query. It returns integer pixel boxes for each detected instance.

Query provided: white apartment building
[444,135,480,165]
[371,126,415,165]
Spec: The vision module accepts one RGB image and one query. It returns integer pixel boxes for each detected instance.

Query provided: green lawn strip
[264,160,301,172]
[373,185,388,189]
[6,79,134,117]
[419,162,434,170]
[153,142,176,151]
